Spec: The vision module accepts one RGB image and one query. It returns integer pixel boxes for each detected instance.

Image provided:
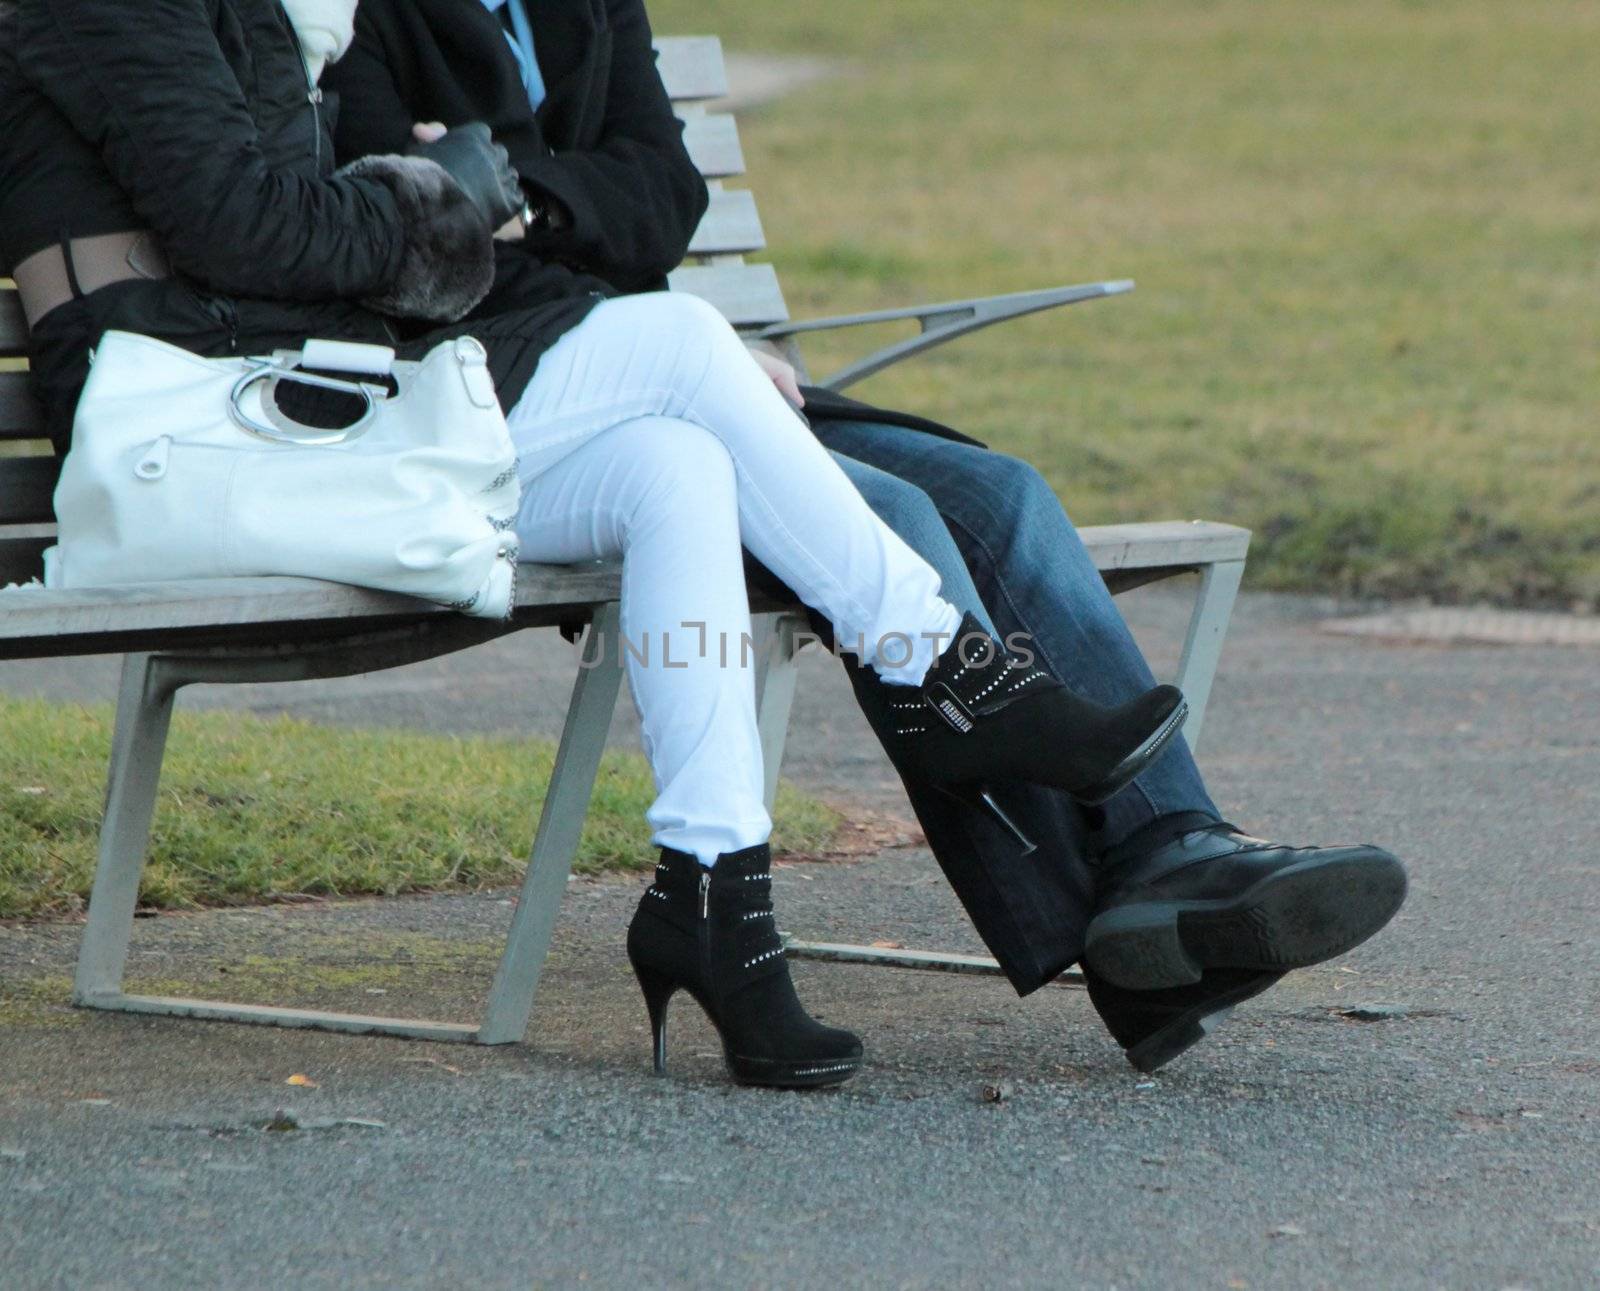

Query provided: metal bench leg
[752,611,806,814]
[477,602,625,1044]
[74,606,628,1046]
[73,654,178,1005]
[1173,558,1245,753]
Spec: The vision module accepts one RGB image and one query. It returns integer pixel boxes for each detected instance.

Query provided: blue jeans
[820,419,1220,852]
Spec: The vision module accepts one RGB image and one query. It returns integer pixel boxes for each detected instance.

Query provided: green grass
[0,694,841,920]
[654,0,1600,606]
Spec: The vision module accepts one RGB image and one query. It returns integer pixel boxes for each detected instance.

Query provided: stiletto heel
[625,845,863,1088]
[942,782,1037,854]
[632,962,676,1074]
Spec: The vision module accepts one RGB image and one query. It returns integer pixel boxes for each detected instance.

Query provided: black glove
[407,122,523,231]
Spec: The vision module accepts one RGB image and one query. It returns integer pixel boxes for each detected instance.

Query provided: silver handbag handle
[228,361,388,446]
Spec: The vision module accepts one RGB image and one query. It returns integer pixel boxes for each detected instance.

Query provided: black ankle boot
[626,845,863,1088]
[1084,823,1409,991]
[883,613,1188,850]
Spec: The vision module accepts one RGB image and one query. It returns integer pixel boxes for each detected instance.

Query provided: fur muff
[340,154,495,323]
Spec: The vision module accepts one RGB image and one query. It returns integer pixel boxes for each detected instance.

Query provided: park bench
[0,36,1249,1043]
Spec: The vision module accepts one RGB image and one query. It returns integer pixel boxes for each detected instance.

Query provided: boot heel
[632,963,678,1074]
[942,783,1037,854]
[1083,902,1203,990]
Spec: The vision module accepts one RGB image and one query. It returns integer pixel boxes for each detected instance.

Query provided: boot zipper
[697,869,712,1000]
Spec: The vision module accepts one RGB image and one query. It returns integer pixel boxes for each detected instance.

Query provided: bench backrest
[0,36,781,588]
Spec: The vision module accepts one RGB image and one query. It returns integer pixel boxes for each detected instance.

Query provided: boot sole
[1124,972,1282,1073]
[728,1051,863,1089]
[1072,698,1189,805]
[1084,851,1408,991]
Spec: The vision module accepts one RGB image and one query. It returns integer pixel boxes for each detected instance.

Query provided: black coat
[326,0,708,297]
[0,0,602,451]
[322,0,980,447]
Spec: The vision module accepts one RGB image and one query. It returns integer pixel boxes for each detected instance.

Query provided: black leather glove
[407,122,524,231]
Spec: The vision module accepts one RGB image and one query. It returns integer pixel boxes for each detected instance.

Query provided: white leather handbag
[45,330,521,618]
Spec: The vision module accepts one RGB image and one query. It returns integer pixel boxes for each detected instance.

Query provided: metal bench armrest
[757,279,1134,391]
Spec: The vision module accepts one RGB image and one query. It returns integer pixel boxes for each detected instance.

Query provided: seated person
[325,0,1411,1073]
[0,0,1405,1085]
[0,0,1195,1090]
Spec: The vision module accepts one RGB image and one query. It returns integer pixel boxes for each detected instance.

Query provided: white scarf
[279,0,360,84]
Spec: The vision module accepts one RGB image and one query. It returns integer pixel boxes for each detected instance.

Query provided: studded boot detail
[626,844,863,1088]
[883,612,1189,850]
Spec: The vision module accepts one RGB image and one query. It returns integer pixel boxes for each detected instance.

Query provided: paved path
[2,586,1597,1289]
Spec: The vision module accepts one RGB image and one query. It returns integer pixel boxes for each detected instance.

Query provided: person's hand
[413,124,524,240]
[749,347,804,408]
[406,121,523,230]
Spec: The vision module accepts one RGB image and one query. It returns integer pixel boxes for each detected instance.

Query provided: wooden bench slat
[0,290,24,357]
[0,454,58,525]
[0,522,1249,659]
[0,566,621,644]
[679,113,744,178]
[687,188,764,256]
[0,370,45,438]
[654,36,728,101]
[1078,520,1251,570]
[667,263,790,327]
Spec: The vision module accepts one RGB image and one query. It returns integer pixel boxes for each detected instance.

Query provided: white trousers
[507,293,962,864]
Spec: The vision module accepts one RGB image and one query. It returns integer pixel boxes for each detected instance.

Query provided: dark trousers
[812,418,1221,993]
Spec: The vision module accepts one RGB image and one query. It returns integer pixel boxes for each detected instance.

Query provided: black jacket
[326,0,708,297]
[0,0,602,451]
[322,0,980,447]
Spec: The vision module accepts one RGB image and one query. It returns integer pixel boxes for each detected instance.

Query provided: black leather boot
[626,844,863,1088]
[1083,962,1284,1072]
[883,613,1188,850]
[1084,823,1409,991]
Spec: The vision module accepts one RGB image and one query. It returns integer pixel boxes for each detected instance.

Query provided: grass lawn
[0,695,841,920]
[654,0,1600,607]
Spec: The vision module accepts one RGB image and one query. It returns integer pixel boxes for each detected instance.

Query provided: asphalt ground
[1,584,1597,1289]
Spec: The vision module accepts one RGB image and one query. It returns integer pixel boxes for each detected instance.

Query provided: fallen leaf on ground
[870,940,906,950]
[285,1073,318,1088]
[1335,1004,1411,1022]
